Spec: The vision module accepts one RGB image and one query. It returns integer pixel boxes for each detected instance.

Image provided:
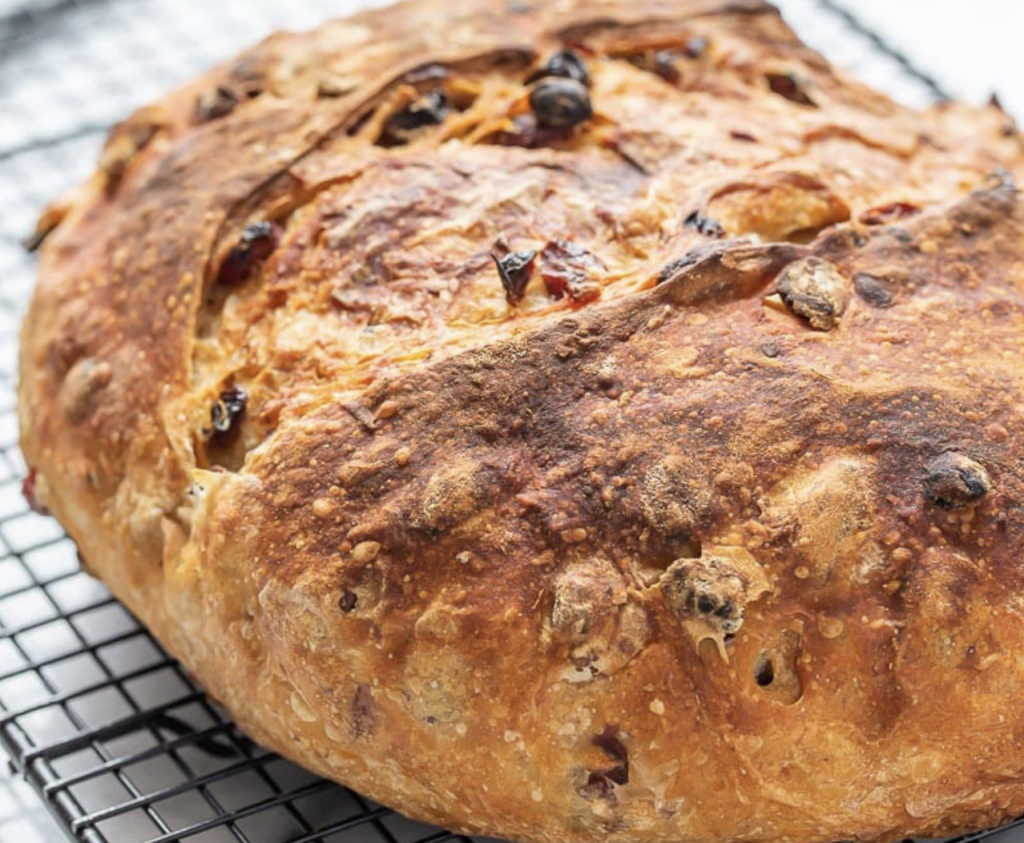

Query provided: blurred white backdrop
[847,0,1024,117]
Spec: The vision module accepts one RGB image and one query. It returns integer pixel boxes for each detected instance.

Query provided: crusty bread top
[18,1,1024,842]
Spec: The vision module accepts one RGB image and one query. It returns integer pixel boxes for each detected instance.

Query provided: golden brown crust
[17,1,1024,841]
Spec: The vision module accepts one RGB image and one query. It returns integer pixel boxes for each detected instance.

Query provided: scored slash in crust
[17,2,1024,843]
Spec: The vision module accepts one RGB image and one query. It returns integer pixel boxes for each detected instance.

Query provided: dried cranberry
[539,240,603,302]
[492,250,537,303]
[852,273,894,308]
[526,49,590,87]
[684,209,725,238]
[394,91,449,130]
[651,51,682,83]
[858,202,920,226]
[628,51,680,84]
[217,222,281,286]
[195,86,239,122]
[656,246,713,285]
[402,64,449,86]
[22,468,48,515]
[486,115,572,148]
[588,725,629,788]
[765,72,816,107]
[983,168,1016,192]
[684,35,709,59]
[529,78,592,129]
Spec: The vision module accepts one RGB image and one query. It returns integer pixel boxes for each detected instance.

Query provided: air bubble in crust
[752,630,803,704]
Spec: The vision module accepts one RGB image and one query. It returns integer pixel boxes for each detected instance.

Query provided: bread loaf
[18,1,1024,841]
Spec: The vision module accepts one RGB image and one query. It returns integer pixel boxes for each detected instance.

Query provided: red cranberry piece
[22,467,49,515]
[217,222,281,286]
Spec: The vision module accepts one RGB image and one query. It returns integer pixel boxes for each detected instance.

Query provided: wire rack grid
[0,2,1015,843]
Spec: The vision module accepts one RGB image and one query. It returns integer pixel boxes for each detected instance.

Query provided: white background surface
[850,0,1024,118]
[1,1,1022,842]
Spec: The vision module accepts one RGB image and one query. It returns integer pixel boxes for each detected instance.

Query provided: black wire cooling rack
[0,2,1015,843]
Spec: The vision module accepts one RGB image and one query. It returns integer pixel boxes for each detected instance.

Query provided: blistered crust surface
[17,1,1024,842]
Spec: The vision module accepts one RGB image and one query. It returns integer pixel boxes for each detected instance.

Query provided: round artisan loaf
[18,0,1024,841]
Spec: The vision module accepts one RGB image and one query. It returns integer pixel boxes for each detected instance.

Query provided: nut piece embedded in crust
[16,1,1024,843]
[775,256,851,330]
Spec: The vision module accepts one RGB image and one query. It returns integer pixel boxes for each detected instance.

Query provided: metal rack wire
[0,2,1016,842]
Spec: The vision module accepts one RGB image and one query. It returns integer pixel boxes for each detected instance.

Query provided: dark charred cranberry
[656,246,713,285]
[852,273,894,308]
[402,64,449,86]
[651,51,683,83]
[492,249,537,303]
[228,55,268,98]
[765,72,816,107]
[684,209,725,238]
[22,468,48,515]
[195,86,239,122]
[217,222,281,286]
[858,202,920,226]
[529,78,592,129]
[526,49,590,87]
[627,51,680,83]
[208,385,248,444]
[379,90,449,146]
[339,590,358,613]
[684,35,709,58]
[983,168,1016,192]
